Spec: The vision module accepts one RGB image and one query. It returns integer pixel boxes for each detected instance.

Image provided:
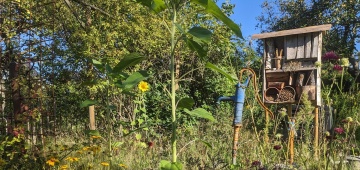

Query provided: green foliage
[176,97,195,110]
[116,71,150,91]
[80,100,98,108]
[184,108,215,122]
[187,27,212,44]
[136,0,166,13]
[4,0,360,169]
[205,62,237,83]
[112,53,146,73]
[190,0,242,38]
[160,160,183,170]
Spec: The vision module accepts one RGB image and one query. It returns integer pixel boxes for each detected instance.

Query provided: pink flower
[323,51,339,60]
[334,127,344,134]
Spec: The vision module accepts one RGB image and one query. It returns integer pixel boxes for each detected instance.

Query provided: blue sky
[218,0,263,42]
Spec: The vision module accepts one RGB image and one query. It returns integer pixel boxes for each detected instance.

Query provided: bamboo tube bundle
[278,86,295,102]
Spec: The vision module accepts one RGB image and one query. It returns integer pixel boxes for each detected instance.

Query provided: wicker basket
[265,87,280,102]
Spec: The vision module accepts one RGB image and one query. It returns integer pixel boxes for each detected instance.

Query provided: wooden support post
[89,105,96,130]
[232,124,241,165]
[314,106,319,159]
[287,104,294,164]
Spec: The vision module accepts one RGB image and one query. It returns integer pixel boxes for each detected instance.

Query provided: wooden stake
[232,124,241,165]
[89,105,96,130]
[287,104,294,164]
[314,106,319,159]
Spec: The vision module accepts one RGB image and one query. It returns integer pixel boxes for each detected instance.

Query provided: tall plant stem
[170,7,177,163]
[106,72,112,160]
[340,67,345,91]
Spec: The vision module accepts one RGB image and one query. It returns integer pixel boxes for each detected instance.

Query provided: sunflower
[60,165,69,169]
[119,163,127,168]
[138,81,150,92]
[46,157,59,166]
[101,162,110,166]
[65,157,79,162]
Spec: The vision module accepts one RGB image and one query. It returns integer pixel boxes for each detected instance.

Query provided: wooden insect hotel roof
[251,24,332,40]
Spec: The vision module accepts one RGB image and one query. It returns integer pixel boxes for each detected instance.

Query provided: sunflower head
[138,81,150,92]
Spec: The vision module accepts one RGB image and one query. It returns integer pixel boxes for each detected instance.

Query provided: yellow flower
[90,146,101,154]
[65,157,79,162]
[119,163,127,168]
[340,58,350,67]
[101,162,110,166]
[325,131,330,136]
[275,133,283,139]
[82,146,91,151]
[46,157,59,166]
[60,165,68,169]
[91,135,101,139]
[346,117,353,122]
[138,81,150,92]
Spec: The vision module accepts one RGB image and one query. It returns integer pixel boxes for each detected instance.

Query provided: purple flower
[333,65,343,71]
[334,127,345,134]
[273,145,282,150]
[323,51,339,60]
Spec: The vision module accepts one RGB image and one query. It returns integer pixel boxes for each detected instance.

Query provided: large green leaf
[205,62,237,82]
[187,27,212,44]
[136,0,166,13]
[112,53,146,73]
[160,160,183,170]
[185,38,207,58]
[84,130,101,137]
[80,99,98,108]
[115,70,149,90]
[92,59,104,73]
[200,139,213,149]
[184,108,215,122]
[177,97,195,109]
[175,23,186,34]
[105,64,113,74]
[190,0,242,38]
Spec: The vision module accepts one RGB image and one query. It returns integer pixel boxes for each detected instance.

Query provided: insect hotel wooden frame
[252,24,332,163]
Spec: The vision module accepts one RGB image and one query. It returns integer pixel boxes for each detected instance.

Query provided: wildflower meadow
[0,0,359,170]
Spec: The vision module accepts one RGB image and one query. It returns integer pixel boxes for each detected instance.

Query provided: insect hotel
[252,24,332,163]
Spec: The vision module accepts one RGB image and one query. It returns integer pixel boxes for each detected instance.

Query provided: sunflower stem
[170,4,177,163]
